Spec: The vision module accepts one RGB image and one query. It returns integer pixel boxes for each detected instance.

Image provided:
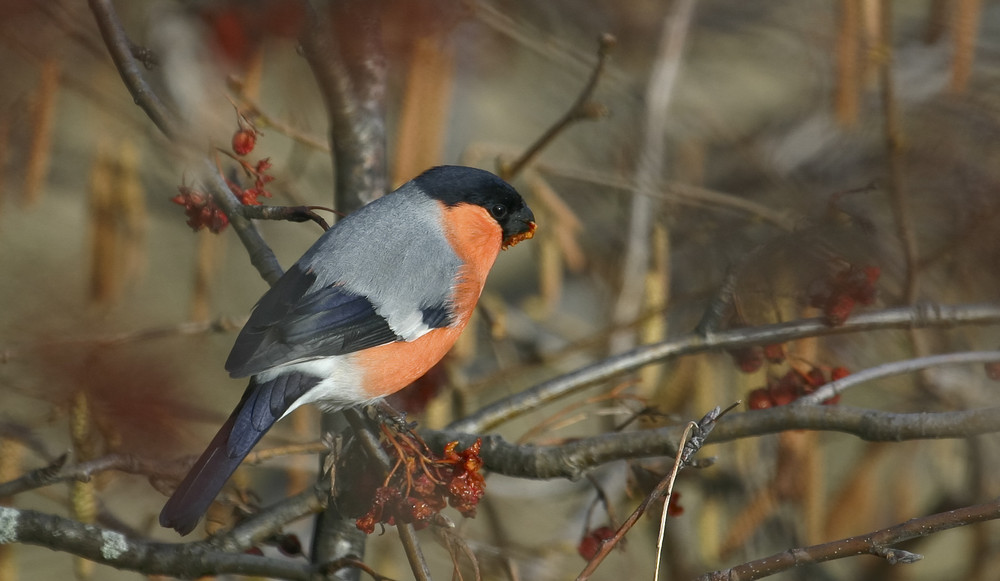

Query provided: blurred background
[1,0,999,579]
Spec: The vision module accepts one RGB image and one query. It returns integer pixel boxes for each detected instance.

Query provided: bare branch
[576,409,718,581]
[447,303,1000,433]
[796,350,1000,405]
[212,484,329,553]
[1,317,243,364]
[0,453,160,498]
[429,405,1000,480]
[239,204,332,231]
[87,0,284,285]
[87,0,178,139]
[0,506,311,580]
[200,158,284,284]
[696,497,1000,580]
[299,0,387,208]
[499,33,615,180]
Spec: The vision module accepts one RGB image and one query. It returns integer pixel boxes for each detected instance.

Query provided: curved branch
[87,0,178,139]
[88,0,284,285]
[0,453,162,498]
[447,303,1000,433]
[696,497,1000,580]
[499,33,615,180]
[427,405,1000,480]
[0,506,311,580]
[797,350,1000,405]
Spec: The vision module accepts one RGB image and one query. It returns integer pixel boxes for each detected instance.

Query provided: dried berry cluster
[227,158,274,206]
[351,435,486,534]
[170,113,272,233]
[171,185,230,233]
[809,264,880,326]
[747,365,849,409]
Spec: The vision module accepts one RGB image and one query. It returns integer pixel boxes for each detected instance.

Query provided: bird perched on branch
[160,165,536,535]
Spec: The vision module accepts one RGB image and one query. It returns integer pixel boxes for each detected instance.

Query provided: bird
[159,165,535,535]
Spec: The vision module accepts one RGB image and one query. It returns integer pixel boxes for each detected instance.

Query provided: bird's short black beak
[502,206,536,249]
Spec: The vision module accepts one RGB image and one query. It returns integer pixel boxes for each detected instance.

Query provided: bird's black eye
[489,204,508,219]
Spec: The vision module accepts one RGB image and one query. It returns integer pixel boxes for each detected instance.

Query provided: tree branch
[299,0,387,209]
[446,303,1000,433]
[427,405,1000,480]
[796,350,1000,405]
[87,0,284,284]
[696,497,1000,580]
[499,33,615,180]
[87,0,178,140]
[0,506,311,580]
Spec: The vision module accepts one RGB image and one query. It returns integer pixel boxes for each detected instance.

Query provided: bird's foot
[368,400,419,434]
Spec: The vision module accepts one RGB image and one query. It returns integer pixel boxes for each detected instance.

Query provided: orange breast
[357,202,503,398]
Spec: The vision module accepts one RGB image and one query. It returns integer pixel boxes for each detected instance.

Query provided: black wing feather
[226,265,399,377]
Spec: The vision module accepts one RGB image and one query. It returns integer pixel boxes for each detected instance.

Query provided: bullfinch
[159,165,535,535]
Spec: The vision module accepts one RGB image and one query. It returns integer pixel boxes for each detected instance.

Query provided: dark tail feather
[159,373,318,535]
[158,402,267,535]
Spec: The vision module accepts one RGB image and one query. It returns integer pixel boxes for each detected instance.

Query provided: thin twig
[576,408,718,580]
[321,557,398,581]
[245,441,332,464]
[1,317,244,364]
[652,422,695,581]
[87,0,178,139]
[396,525,433,581]
[796,350,1000,405]
[446,303,1000,433]
[464,148,798,230]
[228,78,332,152]
[87,0,284,285]
[499,34,615,180]
[0,453,160,498]
[239,204,331,231]
[610,0,696,355]
[696,497,1000,580]
[213,483,330,553]
[877,0,919,304]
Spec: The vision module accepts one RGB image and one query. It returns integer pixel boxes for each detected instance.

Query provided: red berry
[824,294,856,326]
[578,535,599,560]
[770,381,798,406]
[730,346,764,373]
[804,368,826,389]
[748,387,773,410]
[667,491,684,516]
[830,366,850,381]
[763,343,785,364]
[232,128,257,155]
[578,526,615,560]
